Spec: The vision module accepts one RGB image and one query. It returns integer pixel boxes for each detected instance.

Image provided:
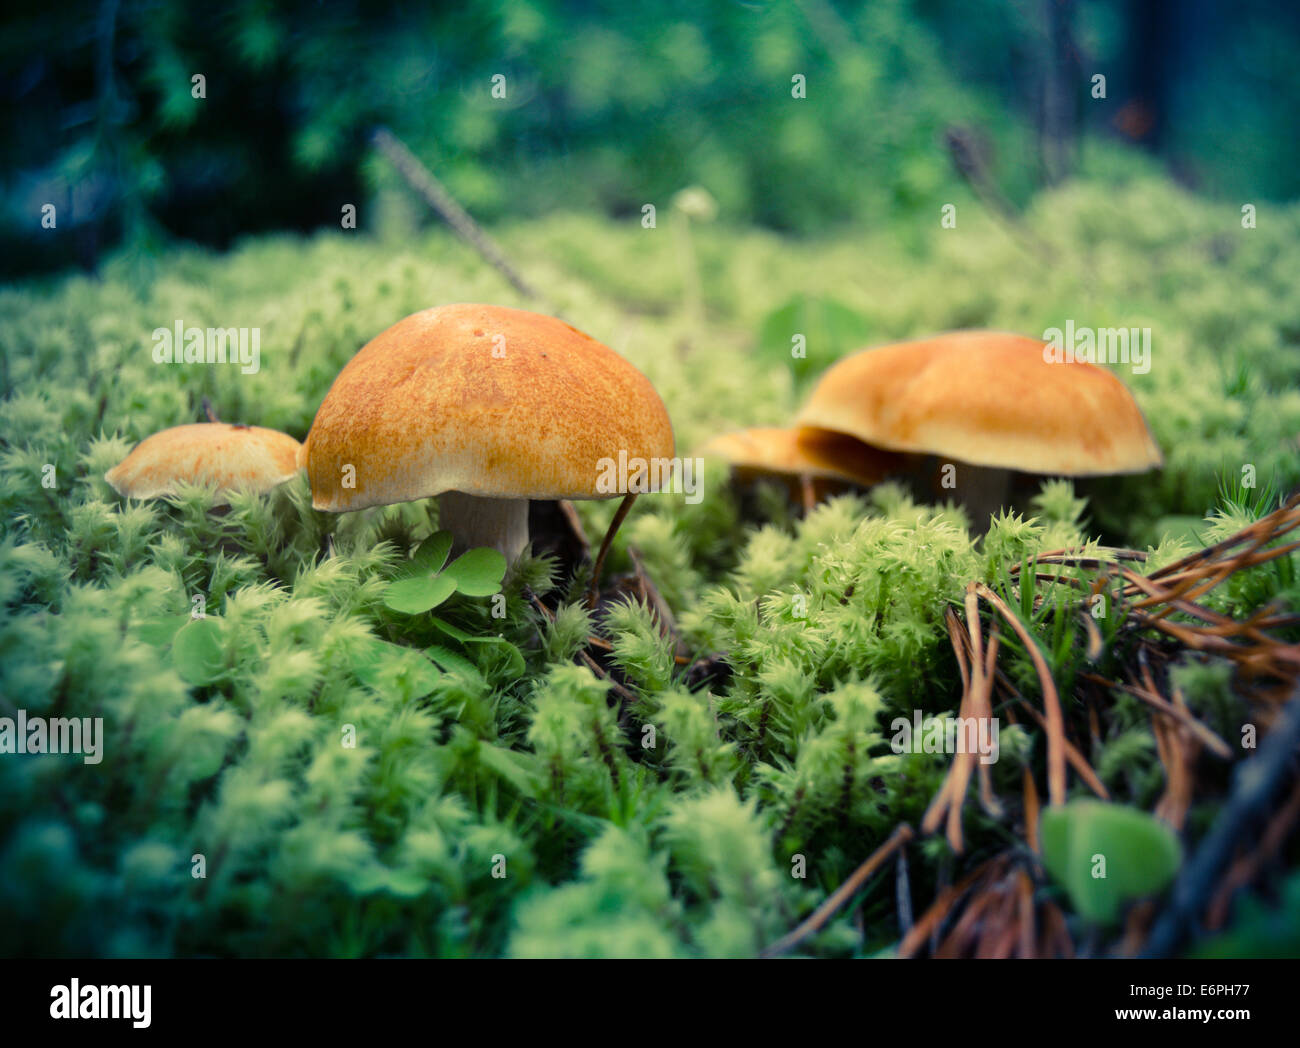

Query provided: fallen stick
[762,824,914,957]
[371,126,543,303]
[586,493,637,609]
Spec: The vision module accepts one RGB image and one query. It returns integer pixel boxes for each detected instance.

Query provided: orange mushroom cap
[104,423,302,502]
[301,304,675,512]
[701,426,901,488]
[795,331,1162,475]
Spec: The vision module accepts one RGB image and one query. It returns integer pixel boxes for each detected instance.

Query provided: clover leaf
[758,294,875,383]
[382,532,505,614]
[383,573,457,614]
[172,617,226,685]
[441,547,507,597]
[406,531,453,575]
[1040,799,1182,925]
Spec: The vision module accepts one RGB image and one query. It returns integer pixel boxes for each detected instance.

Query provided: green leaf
[391,531,454,580]
[136,613,191,648]
[441,547,506,597]
[757,295,874,382]
[1041,800,1182,925]
[480,637,526,677]
[384,574,457,614]
[409,531,454,574]
[172,618,226,685]
[426,644,479,677]
[430,618,524,676]
[429,616,476,644]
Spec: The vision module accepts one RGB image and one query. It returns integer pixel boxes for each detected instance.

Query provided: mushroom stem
[942,463,1012,531]
[437,491,530,561]
[799,473,816,515]
[912,455,1013,531]
[963,466,1013,527]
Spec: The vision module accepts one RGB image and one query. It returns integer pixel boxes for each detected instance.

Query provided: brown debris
[769,492,1300,957]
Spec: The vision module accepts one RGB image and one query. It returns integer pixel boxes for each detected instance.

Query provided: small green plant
[1041,800,1183,925]
[378,530,520,676]
[171,616,227,686]
[757,295,876,385]
[381,532,506,614]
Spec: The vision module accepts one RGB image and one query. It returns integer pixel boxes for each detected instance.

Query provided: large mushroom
[793,331,1163,521]
[700,425,902,511]
[105,423,301,503]
[300,304,676,561]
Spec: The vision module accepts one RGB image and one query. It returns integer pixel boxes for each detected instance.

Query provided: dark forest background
[3,0,1298,277]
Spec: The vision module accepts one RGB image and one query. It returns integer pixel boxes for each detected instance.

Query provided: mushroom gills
[437,491,530,561]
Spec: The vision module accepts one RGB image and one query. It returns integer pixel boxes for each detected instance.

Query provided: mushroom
[793,331,1162,521]
[300,304,676,562]
[105,423,302,503]
[700,425,903,511]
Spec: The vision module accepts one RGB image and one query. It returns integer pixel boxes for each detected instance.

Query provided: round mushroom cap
[302,304,676,512]
[105,423,302,502]
[701,426,902,487]
[795,331,1163,475]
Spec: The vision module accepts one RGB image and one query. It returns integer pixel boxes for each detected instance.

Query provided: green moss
[1,185,1298,956]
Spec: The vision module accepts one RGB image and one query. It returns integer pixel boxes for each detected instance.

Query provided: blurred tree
[1,0,1297,277]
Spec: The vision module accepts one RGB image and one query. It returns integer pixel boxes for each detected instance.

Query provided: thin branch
[586,493,637,609]
[762,824,914,957]
[371,126,544,303]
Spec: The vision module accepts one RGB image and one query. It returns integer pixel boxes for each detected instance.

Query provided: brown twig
[371,126,544,303]
[1143,680,1300,957]
[586,493,637,609]
[761,824,914,957]
[1010,695,1110,800]
[1205,777,1300,930]
[1080,672,1232,759]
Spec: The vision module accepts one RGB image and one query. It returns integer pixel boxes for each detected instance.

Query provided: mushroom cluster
[105,304,675,578]
[106,317,1157,564]
[704,330,1162,523]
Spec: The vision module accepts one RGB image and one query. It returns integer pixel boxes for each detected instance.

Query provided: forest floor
[1,177,1298,957]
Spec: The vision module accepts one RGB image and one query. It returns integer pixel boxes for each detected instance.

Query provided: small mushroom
[300,304,676,561]
[105,423,302,503]
[701,425,902,511]
[793,331,1162,521]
